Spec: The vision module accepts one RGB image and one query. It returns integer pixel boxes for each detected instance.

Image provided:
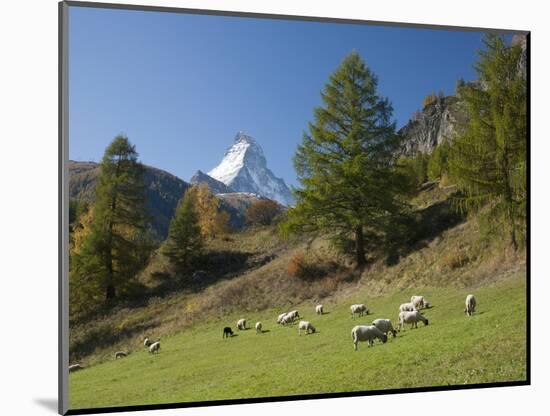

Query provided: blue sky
[68,6,508,187]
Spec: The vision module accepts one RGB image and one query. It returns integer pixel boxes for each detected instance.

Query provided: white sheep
[410,295,426,309]
[351,325,388,350]
[69,364,83,373]
[255,322,262,333]
[280,313,292,325]
[298,320,316,335]
[398,311,429,331]
[237,318,247,330]
[350,304,369,318]
[114,351,128,359]
[277,313,287,324]
[149,341,161,354]
[372,318,397,338]
[287,310,300,322]
[315,304,324,315]
[399,302,417,312]
[465,294,476,316]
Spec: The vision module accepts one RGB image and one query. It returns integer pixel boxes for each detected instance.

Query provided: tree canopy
[284,51,410,266]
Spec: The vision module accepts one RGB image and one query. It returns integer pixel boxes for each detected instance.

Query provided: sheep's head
[381,334,388,343]
[392,329,397,338]
[424,319,429,326]
[311,327,316,333]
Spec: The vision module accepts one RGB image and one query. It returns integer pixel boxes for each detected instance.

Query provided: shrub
[246,199,282,226]
[287,252,337,281]
[422,93,437,108]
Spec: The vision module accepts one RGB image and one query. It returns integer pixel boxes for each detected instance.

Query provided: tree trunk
[106,282,116,300]
[105,157,121,301]
[510,228,518,251]
[354,225,366,267]
[105,237,116,300]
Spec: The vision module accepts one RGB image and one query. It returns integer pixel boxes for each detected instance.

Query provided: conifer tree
[163,190,203,272]
[449,34,526,248]
[72,135,149,303]
[285,51,408,266]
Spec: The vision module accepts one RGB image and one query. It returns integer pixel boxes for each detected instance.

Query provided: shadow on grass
[260,329,271,334]
[70,321,159,363]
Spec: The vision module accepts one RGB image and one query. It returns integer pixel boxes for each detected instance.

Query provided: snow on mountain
[208,132,294,206]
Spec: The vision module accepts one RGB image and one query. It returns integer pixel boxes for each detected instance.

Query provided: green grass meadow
[69,272,526,410]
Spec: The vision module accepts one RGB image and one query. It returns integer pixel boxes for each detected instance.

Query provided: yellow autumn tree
[186,184,230,238]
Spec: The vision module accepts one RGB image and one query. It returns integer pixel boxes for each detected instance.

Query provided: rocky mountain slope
[207,132,294,206]
[189,170,231,194]
[69,160,189,240]
[399,34,527,156]
[69,161,271,238]
[398,95,466,156]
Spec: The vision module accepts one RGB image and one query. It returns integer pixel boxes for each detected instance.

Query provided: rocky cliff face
[399,34,527,156]
[398,95,465,156]
[511,33,527,78]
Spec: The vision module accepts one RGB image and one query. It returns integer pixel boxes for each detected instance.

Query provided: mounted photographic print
[59,1,530,414]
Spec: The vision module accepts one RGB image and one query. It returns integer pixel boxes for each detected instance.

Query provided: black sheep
[223,326,234,338]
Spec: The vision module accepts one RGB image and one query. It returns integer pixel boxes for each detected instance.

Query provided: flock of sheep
[217,293,478,352]
[68,293,477,372]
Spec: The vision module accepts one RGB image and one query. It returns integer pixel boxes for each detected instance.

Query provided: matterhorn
[206,132,294,206]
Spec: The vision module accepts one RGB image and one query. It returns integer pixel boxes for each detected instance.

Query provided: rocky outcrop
[511,33,527,78]
[399,34,527,157]
[398,95,465,156]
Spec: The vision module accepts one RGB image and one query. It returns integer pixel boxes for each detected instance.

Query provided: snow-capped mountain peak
[208,132,294,206]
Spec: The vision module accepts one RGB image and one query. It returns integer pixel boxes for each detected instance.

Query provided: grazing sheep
[255,322,262,333]
[69,364,83,373]
[281,313,294,325]
[237,318,247,330]
[298,320,316,335]
[372,318,397,338]
[465,294,476,316]
[287,310,300,322]
[350,304,369,318]
[399,302,417,312]
[143,337,152,347]
[223,327,234,338]
[398,311,429,331]
[351,325,388,350]
[114,351,128,359]
[315,304,324,315]
[149,341,161,354]
[277,313,287,324]
[410,295,426,309]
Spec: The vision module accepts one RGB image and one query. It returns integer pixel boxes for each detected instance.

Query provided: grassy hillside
[68,182,527,410]
[68,184,525,365]
[69,271,526,410]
